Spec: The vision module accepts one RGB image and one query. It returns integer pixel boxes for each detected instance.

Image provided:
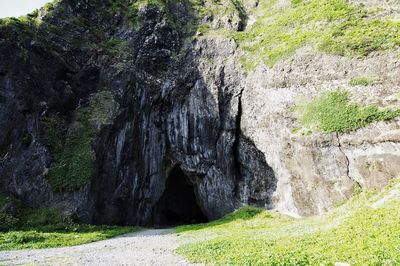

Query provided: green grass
[0,205,140,251]
[0,225,139,251]
[295,90,400,133]
[349,76,380,86]
[231,0,400,70]
[176,179,400,265]
[321,19,400,57]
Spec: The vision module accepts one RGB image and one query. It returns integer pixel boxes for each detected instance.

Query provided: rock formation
[0,0,399,226]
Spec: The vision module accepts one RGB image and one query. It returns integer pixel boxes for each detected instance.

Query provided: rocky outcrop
[241,49,400,216]
[0,0,399,225]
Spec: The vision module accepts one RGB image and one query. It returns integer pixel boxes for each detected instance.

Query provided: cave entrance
[153,165,208,227]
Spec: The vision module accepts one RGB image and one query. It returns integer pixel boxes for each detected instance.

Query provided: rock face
[0,0,399,225]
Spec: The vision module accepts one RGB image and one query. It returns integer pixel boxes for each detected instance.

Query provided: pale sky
[0,0,52,18]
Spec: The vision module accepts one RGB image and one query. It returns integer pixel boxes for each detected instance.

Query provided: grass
[349,76,380,86]
[176,179,400,265]
[0,205,140,251]
[295,90,400,133]
[231,0,400,70]
[0,226,138,251]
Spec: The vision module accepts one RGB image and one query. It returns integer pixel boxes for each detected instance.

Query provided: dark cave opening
[153,166,208,227]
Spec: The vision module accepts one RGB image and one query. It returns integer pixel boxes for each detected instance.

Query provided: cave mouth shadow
[152,165,208,227]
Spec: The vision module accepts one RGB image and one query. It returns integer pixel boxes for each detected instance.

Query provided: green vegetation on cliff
[177,179,400,265]
[43,92,117,192]
[231,0,400,69]
[295,90,400,133]
[43,109,95,192]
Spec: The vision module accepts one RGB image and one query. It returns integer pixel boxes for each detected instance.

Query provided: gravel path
[0,229,201,266]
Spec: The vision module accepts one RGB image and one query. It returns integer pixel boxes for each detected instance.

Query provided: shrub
[20,207,72,230]
[0,213,19,232]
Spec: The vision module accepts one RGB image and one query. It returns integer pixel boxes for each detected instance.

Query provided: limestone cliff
[0,0,399,226]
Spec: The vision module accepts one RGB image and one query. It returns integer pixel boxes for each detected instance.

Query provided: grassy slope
[0,226,139,251]
[0,205,140,251]
[232,0,400,70]
[176,180,400,265]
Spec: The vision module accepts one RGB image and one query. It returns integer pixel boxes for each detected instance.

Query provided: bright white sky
[0,0,52,18]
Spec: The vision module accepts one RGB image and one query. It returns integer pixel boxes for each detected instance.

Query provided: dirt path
[0,229,200,266]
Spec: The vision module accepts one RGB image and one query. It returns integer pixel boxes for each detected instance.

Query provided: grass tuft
[349,76,380,86]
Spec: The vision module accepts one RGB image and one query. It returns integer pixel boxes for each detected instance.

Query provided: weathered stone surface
[241,48,400,216]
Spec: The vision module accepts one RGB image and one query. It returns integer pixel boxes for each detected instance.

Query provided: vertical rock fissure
[336,132,361,188]
[233,88,244,196]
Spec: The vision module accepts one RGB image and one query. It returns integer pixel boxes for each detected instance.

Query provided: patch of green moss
[44,108,95,192]
[42,92,117,192]
[21,133,32,147]
[42,115,66,156]
[296,90,400,133]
